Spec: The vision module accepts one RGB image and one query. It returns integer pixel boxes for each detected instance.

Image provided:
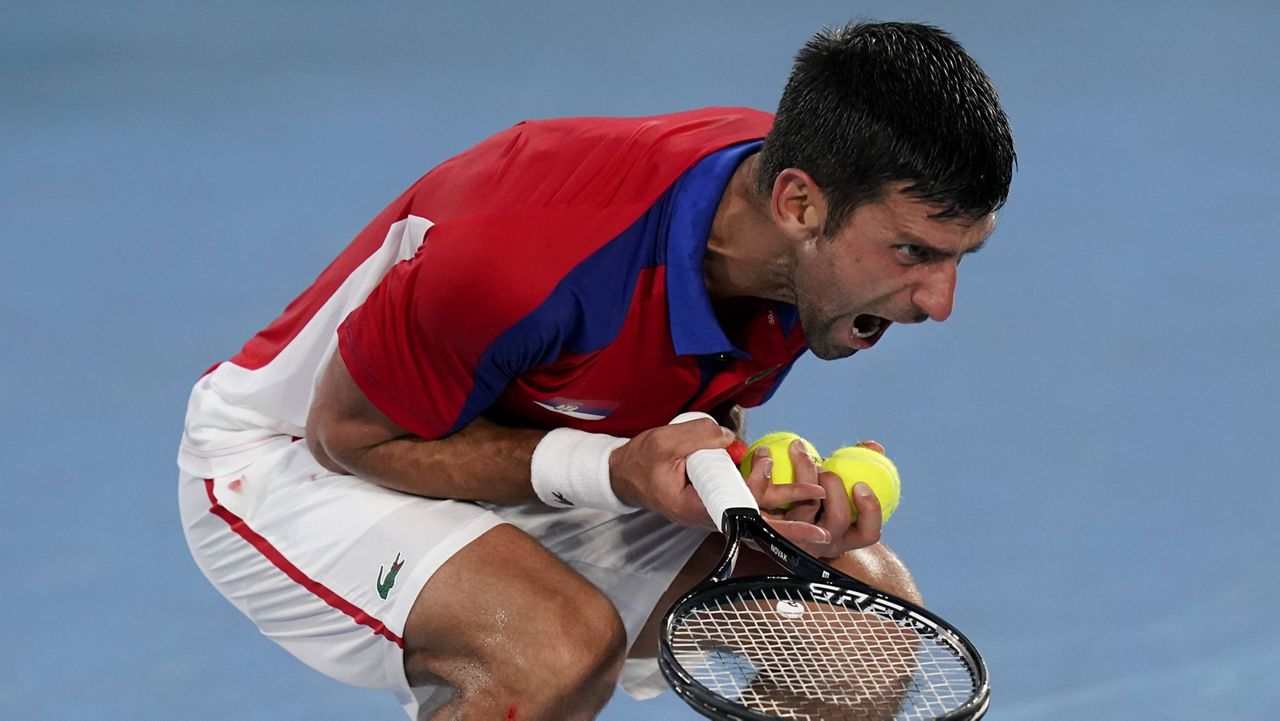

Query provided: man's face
[791,187,996,360]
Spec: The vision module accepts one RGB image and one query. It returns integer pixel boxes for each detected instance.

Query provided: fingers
[782,440,823,523]
[825,482,883,557]
[742,446,771,498]
[763,480,826,509]
[668,425,887,559]
[763,517,832,547]
[851,482,883,539]
[666,417,735,457]
[743,444,826,511]
[811,468,851,532]
[779,468,883,560]
[612,419,734,524]
[856,439,886,454]
[781,468,859,560]
[672,482,721,531]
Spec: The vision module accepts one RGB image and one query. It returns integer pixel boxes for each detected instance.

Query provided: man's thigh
[401,523,632,718]
[482,503,712,646]
[181,439,714,718]
[457,504,713,704]
[179,439,506,717]
[399,505,717,717]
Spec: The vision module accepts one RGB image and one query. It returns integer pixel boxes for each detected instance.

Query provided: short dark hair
[756,21,1016,228]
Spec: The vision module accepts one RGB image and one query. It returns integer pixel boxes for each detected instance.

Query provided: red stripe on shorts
[203,478,405,648]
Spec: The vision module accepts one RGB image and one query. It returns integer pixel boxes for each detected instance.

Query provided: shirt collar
[665,140,763,358]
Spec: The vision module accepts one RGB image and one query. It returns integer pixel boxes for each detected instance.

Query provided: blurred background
[3,1,1278,719]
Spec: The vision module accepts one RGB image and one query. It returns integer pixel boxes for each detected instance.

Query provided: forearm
[313,414,547,503]
[332,417,547,502]
[306,352,549,503]
[306,352,745,507]
[338,410,742,506]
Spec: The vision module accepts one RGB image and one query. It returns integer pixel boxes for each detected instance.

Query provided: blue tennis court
[4,2,1277,719]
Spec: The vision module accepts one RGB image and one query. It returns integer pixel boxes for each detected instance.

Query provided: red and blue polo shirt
[203,109,807,460]
[336,108,807,439]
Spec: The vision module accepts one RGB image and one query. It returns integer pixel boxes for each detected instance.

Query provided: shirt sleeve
[337,213,575,440]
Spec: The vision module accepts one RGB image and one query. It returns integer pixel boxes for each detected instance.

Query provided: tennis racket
[659,412,989,721]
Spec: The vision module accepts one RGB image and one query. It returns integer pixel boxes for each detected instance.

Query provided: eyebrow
[901,234,987,258]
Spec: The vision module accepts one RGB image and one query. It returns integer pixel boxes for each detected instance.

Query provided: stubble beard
[794,288,855,360]
[791,260,856,361]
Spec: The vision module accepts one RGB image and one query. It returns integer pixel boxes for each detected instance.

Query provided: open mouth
[849,314,891,350]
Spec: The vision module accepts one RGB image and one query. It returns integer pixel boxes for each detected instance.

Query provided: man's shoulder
[521,106,773,136]
[411,108,773,220]
[517,107,773,164]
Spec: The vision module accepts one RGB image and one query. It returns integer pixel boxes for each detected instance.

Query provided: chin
[798,314,856,360]
[808,341,857,361]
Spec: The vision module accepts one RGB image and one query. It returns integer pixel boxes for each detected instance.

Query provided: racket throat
[708,532,743,583]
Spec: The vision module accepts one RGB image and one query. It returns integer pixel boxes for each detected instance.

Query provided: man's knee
[515,583,627,709]
[440,575,626,720]
[829,541,923,607]
[404,524,627,719]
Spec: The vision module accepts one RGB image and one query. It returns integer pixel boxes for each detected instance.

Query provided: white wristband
[530,428,635,514]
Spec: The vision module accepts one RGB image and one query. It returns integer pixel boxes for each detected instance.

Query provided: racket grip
[670,412,760,531]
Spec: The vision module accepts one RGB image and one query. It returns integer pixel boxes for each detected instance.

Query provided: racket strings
[669,586,977,720]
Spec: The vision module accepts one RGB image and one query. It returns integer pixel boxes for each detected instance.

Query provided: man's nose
[912,263,957,322]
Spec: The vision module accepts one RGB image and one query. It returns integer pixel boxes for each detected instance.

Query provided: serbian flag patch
[532,397,619,421]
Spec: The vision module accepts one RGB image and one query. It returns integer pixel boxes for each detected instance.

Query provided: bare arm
[306,351,546,503]
[305,352,837,554]
[305,351,747,509]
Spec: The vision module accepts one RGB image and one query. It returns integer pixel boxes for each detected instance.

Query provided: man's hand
[743,439,883,559]
[610,417,833,548]
[609,417,733,528]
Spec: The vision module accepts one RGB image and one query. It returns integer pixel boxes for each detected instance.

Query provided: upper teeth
[853,317,881,338]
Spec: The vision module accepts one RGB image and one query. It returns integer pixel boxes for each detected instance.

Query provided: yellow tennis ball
[738,432,820,486]
[822,444,901,524]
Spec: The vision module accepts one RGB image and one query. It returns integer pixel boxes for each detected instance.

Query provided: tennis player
[178,21,1013,720]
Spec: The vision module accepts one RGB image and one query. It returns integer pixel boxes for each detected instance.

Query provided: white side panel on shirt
[178,215,433,478]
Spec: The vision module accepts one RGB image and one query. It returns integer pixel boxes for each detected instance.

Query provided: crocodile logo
[552,491,575,506]
[377,553,405,599]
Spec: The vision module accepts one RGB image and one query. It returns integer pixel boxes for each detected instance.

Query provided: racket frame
[659,508,990,721]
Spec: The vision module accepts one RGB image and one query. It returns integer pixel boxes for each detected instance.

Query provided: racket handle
[670,412,760,531]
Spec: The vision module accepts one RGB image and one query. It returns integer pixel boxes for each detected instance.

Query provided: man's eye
[896,244,928,261]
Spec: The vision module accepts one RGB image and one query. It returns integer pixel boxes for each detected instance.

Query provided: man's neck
[703,153,794,305]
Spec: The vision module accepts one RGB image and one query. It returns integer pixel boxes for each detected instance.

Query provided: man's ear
[769,168,827,241]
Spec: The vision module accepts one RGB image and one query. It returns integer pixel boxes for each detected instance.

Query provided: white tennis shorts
[179,437,708,719]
